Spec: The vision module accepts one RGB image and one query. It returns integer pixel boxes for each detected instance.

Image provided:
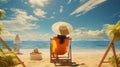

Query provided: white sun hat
[52,22,73,35]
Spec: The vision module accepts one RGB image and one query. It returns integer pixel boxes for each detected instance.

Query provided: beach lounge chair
[50,36,72,65]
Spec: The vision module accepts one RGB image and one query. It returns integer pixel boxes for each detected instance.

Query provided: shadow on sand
[53,59,86,67]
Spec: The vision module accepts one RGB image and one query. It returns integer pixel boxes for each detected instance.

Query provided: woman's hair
[57,35,67,44]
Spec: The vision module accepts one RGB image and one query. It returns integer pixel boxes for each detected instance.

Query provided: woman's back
[52,36,69,55]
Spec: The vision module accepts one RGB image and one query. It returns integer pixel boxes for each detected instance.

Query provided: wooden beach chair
[0,37,26,67]
[50,37,72,66]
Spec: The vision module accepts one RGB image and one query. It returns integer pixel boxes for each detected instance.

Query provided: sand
[15,49,116,67]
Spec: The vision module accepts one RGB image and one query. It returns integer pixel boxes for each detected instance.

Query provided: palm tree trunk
[0,37,12,51]
[111,43,118,67]
[98,36,118,67]
[98,41,112,67]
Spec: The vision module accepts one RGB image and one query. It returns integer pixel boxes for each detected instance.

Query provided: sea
[0,40,120,50]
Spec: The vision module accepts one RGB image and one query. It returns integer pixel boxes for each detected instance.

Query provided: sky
[0,0,120,41]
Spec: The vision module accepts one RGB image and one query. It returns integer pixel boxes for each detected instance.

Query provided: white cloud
[87,30,104,36]
[53,12,56,15]
[0,8,51,41]
[34,9,47,18]
[0,30,16,40]
[67,0,72,4]
[0,0,8,3]
[76,14,82,17]
[0,30,52,41]
[79,0,87,3]
[59,6,64,13]
[24,1,28,5]
[50,16,55,19]
[0,25,107,41]
[111,12,120,18]
[28,0,48,18]
[1,8,38,31]
[70,0,106,16]
[71,28,107,41]
[21,32,52,41]
[29,0,48,7]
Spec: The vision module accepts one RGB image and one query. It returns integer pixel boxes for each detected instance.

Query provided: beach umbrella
[99,20,120,67]
[52,22,73,35]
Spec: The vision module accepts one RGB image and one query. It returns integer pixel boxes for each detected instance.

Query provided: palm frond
[105,20,120,42]
[0,23,3,34]
[0,9,5,19]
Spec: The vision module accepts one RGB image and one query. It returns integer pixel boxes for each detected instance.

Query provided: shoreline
[19,49,120,55]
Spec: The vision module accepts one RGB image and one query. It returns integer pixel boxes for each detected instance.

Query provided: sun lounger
[50,37,72,65]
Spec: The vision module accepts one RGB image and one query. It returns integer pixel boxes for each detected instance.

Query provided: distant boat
[14,34,21,45]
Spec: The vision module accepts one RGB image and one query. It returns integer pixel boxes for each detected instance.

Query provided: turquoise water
[0,41,120,50]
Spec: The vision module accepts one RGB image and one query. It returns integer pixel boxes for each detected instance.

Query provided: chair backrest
[51,37,69,55]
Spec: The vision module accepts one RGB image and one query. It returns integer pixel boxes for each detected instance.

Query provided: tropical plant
[0,9,5,19]
[105,20,120,42]
[0,9,5,34]
[0,9,24,67]
[0,23,3,34]
[0,47,19,67]
[108,54,120,67]
[105,20,120,67]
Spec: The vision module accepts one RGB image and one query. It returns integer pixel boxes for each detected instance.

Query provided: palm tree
[99,20,120,67]
[0,9,5,34]
[0,9,12,51]
[0,9,26,67]
[0,9,5,19]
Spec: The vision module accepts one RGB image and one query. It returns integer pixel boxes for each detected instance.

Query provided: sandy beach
[14,49,117,67]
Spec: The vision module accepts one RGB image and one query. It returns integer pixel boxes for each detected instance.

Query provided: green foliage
[105,20,120,42]
[0,23,3,33]
[0,46,4,52]
[0,47,19,67]
[0,60,8,67]
[0,9,5,19]
[108,54,120,67]
[0,9,5,34]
